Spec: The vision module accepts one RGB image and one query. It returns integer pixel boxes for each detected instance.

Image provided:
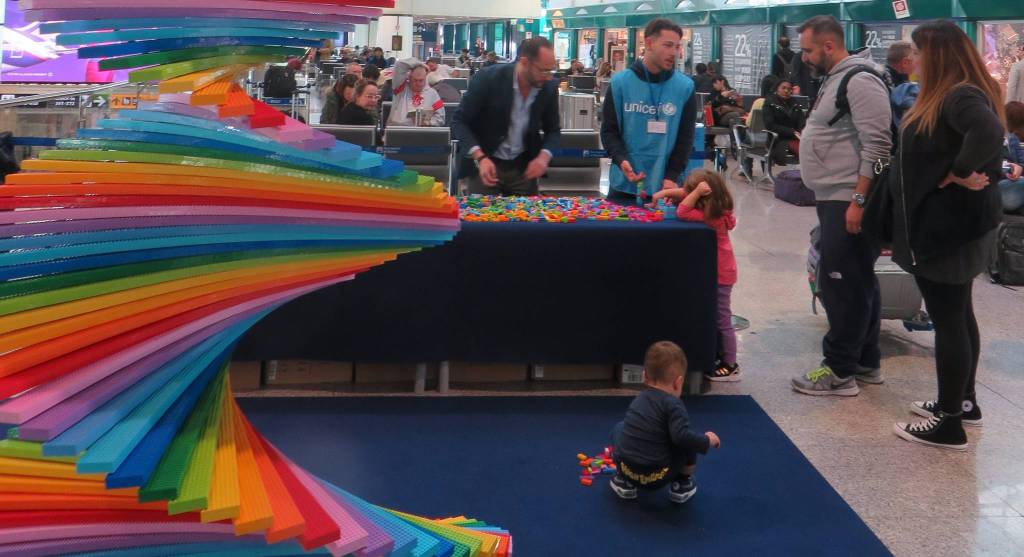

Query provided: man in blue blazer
[452,37,561,196]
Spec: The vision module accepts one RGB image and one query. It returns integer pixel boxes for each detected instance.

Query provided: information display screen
[1,0,130,83]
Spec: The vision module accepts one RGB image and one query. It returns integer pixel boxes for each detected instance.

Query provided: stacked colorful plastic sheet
[0,2,514,555]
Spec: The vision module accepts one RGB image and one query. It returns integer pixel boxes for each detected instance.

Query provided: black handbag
[861,158,894,248]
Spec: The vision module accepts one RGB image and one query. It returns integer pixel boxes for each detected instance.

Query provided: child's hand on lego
[696,182,712,197]
[651,189,666,203]
[706,431,721,449]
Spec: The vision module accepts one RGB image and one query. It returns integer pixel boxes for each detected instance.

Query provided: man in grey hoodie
[791,15,892,397]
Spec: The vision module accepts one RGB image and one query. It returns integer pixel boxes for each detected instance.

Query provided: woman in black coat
[889,20,1006,450]
[762,80,806,165]
[337,80,380,126]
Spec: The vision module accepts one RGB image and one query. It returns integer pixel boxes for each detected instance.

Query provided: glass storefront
[578,28,598,69]
[554,30,573,70]
[980,21,1024,96]
[605,28,629,72]
[635,27,695,73]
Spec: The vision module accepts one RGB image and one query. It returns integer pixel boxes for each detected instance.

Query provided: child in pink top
[652,169,740,381]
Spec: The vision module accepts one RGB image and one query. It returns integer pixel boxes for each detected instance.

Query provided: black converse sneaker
[893,411,968,451]
[609,472,637,500]
[669,476,697,504]
[706,362,741,382]
[911,399,983,426]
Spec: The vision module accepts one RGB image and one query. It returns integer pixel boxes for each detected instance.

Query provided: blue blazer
[451,63,561,177]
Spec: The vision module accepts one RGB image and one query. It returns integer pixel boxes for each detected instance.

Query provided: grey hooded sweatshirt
[799,48,892,202]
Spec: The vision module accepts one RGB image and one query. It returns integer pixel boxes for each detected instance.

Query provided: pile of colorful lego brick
[0,2,513,555]
[458,195,672,223]
[577,447,617,487]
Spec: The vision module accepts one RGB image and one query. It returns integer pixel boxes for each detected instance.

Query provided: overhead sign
[863,23,904,66]
[720,24,772,96]
[689,26,712,68]
[892,0,911,19]
[108,93,160,110]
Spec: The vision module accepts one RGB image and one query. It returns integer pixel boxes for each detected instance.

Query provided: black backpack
[263,65,297,99]
[990,214,1024,286]
[827,64,902,152]
[775,51,797,83]
[827,65,887,127]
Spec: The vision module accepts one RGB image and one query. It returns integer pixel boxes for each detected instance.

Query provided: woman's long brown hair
[901,20,1005,136]
[682,169,733,221]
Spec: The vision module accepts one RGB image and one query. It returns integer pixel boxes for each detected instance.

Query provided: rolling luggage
[808,226,931,330]
[774,169,816,206]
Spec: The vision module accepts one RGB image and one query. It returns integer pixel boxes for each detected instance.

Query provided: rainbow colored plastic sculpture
[0,2,513,555]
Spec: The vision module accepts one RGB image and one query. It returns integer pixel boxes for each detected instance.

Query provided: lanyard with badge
[643,65,668,135]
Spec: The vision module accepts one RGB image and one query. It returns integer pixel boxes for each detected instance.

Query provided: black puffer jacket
[891,85,1004,268]
[763,95,806,140]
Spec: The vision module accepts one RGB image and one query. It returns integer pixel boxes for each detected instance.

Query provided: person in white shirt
[388,60,445,127]
[426,57,452,81]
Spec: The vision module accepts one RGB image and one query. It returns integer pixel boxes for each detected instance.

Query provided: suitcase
[875,255,926,322]
[774,169,816,206]
[989,213,1024,286]
[559,93,596,130]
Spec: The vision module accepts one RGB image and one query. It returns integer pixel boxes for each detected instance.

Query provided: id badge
[647,120,667,134]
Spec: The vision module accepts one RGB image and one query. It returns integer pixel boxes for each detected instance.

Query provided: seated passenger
[320,74,358,125]
[763,80,806,166]
[1000,101,1024,214]
[388,60,445,127]
[336,79,380,126]
[428,72,461,103]
[710,76,744,128]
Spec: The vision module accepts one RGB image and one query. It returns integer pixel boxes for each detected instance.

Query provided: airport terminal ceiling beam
[383,0,543,20]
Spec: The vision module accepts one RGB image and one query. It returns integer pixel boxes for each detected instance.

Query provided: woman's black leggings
[915,276,980,415]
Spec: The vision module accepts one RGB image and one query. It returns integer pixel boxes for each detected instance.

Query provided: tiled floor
[293,90,1024,554]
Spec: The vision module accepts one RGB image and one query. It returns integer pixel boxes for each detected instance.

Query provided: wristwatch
[852,193,866,208]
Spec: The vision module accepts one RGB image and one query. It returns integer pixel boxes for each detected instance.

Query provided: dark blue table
[233,219,718,387]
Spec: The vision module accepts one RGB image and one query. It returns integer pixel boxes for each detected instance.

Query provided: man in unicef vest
[601,18,697,204]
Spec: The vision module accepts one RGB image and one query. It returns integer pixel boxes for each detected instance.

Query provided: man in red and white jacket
[387,60,445,127]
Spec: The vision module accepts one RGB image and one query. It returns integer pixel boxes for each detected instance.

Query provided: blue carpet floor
[239,395,891,556]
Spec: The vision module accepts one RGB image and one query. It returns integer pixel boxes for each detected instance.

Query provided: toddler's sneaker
[706,362,741,382]
[669,476,697,504]
[893,411,968,451]
[911,399,982,427]
[609,472,637,500]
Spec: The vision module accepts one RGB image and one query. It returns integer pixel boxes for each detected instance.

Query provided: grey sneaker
[855,365,884,385]
[792,366,860,397]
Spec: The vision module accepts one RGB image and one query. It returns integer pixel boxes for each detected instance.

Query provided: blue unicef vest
[609,68,695,196]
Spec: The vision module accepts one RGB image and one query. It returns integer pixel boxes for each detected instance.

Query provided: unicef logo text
[624,101,677,116]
